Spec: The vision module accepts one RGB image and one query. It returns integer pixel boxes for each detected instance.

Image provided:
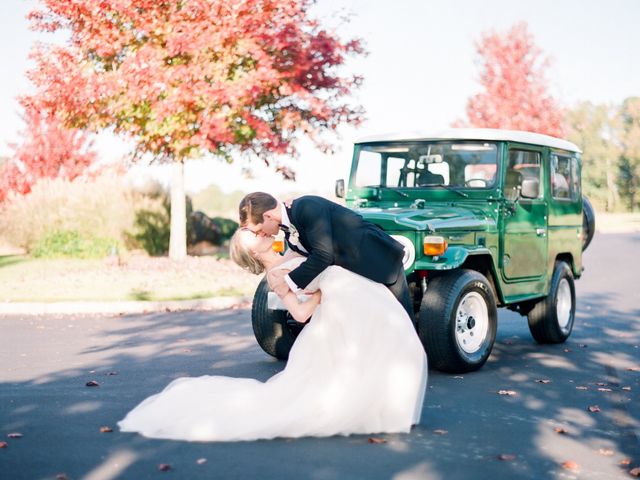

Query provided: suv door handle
[536,228,546,237]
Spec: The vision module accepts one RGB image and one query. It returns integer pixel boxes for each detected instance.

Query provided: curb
[0,296,252,315]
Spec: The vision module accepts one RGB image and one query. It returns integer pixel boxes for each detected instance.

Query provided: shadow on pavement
[1,233,639,479]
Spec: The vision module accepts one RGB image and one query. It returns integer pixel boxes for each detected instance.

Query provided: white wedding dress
[118,257,428,441]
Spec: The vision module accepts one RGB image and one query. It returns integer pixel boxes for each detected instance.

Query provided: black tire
[527,261,575,344]
[418,270,498,373]
[251,278,300,360]
[582,196,596,251]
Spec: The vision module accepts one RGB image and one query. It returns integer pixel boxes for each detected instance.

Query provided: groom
[238,192,413,319]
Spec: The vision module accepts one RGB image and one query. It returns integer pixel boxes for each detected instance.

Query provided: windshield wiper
[376,186,409,198]
[429,184,469,197]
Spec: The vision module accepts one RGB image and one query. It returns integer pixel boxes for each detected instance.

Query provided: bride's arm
[267,266,320,322]
[280,290,322,323]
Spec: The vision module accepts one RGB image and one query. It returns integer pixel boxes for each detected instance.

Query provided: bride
[118,229,427,442]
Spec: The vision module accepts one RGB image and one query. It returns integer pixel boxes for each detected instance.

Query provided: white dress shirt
[280,203,307,292]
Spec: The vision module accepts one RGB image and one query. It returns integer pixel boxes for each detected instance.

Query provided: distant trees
[459,22,640,212]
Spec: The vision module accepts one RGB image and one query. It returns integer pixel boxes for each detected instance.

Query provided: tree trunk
[169,159,187,260]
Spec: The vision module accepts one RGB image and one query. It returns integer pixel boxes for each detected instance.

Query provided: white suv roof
[356,128,581,153]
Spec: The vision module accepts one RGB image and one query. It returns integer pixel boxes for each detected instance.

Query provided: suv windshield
[353,141,499,190]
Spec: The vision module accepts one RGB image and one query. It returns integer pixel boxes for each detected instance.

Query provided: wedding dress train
[118,257,428,441]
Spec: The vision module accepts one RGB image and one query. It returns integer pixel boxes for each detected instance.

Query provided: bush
[0,174,167,256]
[31,230,118,259]
[126,182,193,256]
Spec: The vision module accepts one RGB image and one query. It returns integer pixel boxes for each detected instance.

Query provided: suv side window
[505,149,542,200]
[551,153,580,201]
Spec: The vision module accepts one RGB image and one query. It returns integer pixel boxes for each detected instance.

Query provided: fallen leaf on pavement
[598,448,614,456]
[498,390,517,396]
[588,405,601,413]
[368,437,387,444]
[630,467,640,477]
[86,381,100,387]
[562,461,580,471]
[498,454,516,461]
[100,426,113,433]
[0,441,7,448]
[158,464,172,471]
[433,429,448,435]
[7,433,23,439]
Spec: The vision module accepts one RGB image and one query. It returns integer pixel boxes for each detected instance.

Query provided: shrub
[126,182,193,256]
[31,229,117,259]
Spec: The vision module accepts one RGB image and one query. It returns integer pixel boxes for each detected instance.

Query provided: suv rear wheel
[527,261,575,343]
[418,270,498,372]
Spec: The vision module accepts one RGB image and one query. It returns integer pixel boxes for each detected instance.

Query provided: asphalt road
[1,232,639,480]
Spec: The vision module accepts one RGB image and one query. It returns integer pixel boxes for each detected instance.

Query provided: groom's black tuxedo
[284,196,412,317]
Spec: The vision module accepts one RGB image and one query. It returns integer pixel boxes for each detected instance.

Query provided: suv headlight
[391,235,415,270]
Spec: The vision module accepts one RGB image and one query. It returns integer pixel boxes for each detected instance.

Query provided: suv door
[501,145,548,280]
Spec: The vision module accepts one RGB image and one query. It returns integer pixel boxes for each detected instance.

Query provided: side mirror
[520,178,539,199]
[335,179,345,198]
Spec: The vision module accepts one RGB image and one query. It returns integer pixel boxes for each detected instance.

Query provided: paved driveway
[1,233,639,479]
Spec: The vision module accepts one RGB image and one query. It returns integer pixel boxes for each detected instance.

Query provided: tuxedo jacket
[285,196,405,289]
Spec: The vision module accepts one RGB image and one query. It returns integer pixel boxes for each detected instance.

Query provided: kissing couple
[118,193,427,442]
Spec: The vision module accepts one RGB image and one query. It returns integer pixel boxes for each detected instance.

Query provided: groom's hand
[269,270,290,298]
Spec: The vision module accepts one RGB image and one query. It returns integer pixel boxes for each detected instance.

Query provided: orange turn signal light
[423,236,447,256]
[272,239,285,253]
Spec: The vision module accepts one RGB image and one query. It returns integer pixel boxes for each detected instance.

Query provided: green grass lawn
[0,254,261,302]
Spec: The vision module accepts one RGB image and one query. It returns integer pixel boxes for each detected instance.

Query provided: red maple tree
[0,106,97,203]
[457,22,564,137]
[24,0,365,258]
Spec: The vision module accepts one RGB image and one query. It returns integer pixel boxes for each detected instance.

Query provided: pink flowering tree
[0,106,97,203]
[25,0,364,258]
[457,22,564,137]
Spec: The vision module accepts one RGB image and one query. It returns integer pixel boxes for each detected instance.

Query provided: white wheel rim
[455,292,489,354]
[556,278,572,329]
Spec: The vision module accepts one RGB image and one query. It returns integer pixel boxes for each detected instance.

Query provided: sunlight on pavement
[83,449,138,480]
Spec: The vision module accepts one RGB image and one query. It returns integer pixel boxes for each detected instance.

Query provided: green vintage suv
[251,128,595,373]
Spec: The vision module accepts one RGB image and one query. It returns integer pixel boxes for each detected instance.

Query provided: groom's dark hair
[239,192,278,226]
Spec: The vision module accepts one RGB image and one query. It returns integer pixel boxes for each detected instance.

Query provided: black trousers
[385,262,414,322]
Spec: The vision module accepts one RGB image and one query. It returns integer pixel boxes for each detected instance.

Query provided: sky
[1,0,639,196]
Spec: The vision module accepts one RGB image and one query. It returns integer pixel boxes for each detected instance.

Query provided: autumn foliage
[458,22,564,137]
[0,107,97,203]
[24,0,365,162]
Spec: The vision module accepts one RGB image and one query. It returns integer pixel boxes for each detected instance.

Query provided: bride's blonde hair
[229,229,266,275]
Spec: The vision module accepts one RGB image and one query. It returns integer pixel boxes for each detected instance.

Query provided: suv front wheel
[418,270,498,373]
[251,278,301,360]
[527,261,575,343]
